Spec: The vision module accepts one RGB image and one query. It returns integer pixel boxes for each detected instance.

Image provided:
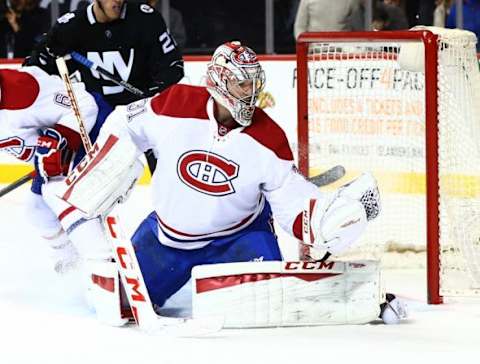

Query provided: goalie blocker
[192,260,386,327]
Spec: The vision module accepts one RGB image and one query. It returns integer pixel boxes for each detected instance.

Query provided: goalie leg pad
[85,259,131,327]
[192,260,382,328]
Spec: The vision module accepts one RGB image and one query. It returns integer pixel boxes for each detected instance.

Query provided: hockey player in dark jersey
[25,0,184,172]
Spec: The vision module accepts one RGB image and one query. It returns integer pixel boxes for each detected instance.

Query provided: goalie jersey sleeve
[101,84,321,248]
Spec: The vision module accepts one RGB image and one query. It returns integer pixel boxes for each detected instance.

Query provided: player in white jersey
[57,42,407,327]
[0,66,112,272]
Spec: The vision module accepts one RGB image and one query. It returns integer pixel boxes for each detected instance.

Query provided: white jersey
[0,66,98,162]
[103,84,322,249]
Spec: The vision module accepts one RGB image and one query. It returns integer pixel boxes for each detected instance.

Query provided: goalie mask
[206,42,265,127]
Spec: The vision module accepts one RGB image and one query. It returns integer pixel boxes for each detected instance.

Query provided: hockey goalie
[52,41,407,329]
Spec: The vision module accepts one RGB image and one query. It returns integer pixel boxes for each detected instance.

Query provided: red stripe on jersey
[157,212,254,238]
[242,108,294,161]
[0,69,40,110]
[150,84,210,120]
[196,272,341,293]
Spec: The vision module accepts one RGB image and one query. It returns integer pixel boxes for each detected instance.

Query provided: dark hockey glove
[34,128,71,183]
[23,34,69,74]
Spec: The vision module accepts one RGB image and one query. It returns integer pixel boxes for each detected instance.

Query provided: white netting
[302,27,480,297]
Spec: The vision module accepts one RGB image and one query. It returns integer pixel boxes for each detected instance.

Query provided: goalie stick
[55,56,222,336]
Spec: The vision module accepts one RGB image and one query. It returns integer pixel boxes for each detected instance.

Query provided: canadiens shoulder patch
[150,85,210,120]
[242,108,294,161]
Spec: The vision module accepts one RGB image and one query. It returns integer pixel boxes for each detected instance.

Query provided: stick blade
[309,165,346,187]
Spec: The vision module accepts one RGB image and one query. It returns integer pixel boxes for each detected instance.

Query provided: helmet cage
[206,43,265,126]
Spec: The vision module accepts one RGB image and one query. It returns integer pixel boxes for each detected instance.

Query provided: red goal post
[296,28,480,304]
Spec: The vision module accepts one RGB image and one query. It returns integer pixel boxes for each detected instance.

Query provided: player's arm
[23,12,78,74]
[263,159,380,259]
[143,8,184,96]
[34,82,100,183]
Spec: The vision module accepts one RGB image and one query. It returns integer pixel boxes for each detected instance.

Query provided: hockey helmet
[206,41,265,127]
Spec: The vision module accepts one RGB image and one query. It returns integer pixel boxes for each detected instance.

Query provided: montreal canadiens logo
[177,150,239,196]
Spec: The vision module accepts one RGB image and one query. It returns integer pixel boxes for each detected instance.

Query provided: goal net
[296,27,480,303]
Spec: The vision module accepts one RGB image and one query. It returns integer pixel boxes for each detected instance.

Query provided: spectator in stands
[349,0,368,31]
[0,0,49,58]
[446,0,480,50]
[286,0,301,32]
[405,0,435,27]
[293,0,360,39]
[372,4,389,31]
[433,0,449,28]
[378,0,409,30]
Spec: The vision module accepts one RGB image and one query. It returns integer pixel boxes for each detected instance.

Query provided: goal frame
[296,30,442,304]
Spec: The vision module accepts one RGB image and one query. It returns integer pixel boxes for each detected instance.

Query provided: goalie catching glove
[303,172,381,257]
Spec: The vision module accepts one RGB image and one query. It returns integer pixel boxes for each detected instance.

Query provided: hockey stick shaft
[70,51,145,97]
[0,170,36,198]
[308,165,346,187]
[56,56,150,324]
[56,58,92,151]
[56,57,151,320]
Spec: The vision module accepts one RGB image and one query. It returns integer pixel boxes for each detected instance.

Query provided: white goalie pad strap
[56,134,144,217]
[192,260,382,328]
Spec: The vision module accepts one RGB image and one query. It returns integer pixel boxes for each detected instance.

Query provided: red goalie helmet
[206,41,265,127]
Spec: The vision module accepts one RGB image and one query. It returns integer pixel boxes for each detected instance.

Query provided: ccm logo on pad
[177,150,239,196]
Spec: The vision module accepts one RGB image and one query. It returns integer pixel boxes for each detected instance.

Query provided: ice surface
[1,184,479,363]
